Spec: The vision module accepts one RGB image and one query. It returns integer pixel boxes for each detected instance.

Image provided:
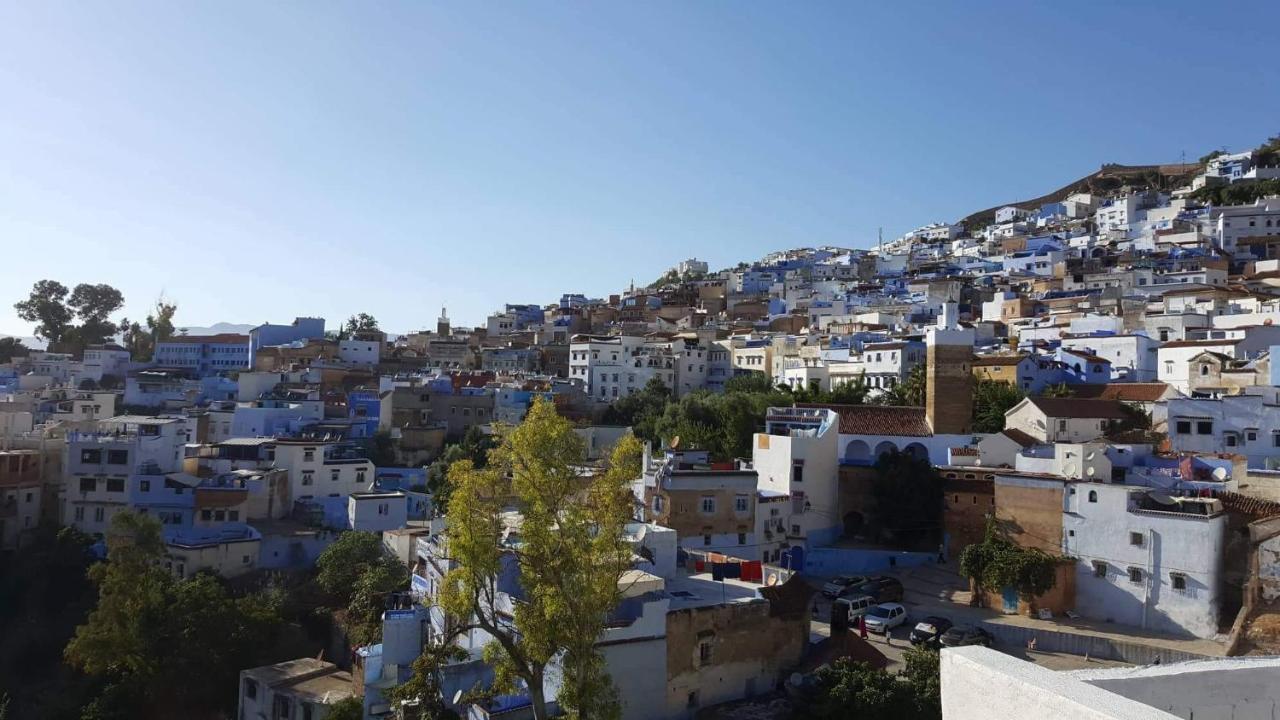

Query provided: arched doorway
[844,440,871,464]
[873,441,898,461]
[903,442,930,463]
[843,511,865,538]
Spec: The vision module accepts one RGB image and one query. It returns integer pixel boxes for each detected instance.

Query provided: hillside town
[6,141,1280,720]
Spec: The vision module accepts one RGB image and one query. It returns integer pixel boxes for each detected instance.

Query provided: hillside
[960,161,1202,229]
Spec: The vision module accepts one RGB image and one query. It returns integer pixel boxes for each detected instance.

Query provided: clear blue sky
[3,2,1278,336]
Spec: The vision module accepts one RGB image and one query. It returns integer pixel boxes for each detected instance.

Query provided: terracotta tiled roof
[1071,383,1171,402]
[1025,397,1131,420]
[798,403,932,437]
[1000,428,1039,448]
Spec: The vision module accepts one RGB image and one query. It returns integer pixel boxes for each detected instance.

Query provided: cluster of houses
[5,162,1280,719]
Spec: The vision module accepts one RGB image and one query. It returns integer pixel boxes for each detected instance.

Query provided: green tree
[345,313,380,335]
[960,518,1058,606]
[343,560,409,646]
[385,640,466,720]
[427,426,497,509]
[14,279,73,343]
[872,449,944,547]
[316,531,398,605]
[441,399,642,720]
[878,364,926,406]
[1039,382,1073,398]
[67,284,125,347]
[803,659,916,719]
[66,513,290,718]
[0,337,28,363]
[901,646,942,719]
[723,372,775,394]
[600,378,671,445]
[368,428,398,467]
[972,380,1024,433]
[120,298,178,361]
[325,696,366,720]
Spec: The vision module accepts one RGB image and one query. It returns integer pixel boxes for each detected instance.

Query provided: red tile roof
[1025,397,1131,420]
[799,403,932,437]
[1070,383,1171,402]
[973,354,1027,367]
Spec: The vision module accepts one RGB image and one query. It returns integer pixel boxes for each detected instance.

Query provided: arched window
[1088,490,1098,503]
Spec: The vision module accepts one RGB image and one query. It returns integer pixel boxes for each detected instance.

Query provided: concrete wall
[664,600,807,718]
[994,475,1065,554]
[1072,657,1280,720]
[941,647,1178,720]
[804,547,938,577]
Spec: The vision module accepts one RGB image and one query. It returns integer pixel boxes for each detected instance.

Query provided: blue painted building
[347,389,384,439]
[153,334,250,377]
[248,317,325,366]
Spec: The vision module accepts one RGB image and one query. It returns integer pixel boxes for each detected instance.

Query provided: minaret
[925,302,975,435]
[437,306,450,337]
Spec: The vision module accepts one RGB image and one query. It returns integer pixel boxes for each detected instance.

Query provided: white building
[238,658,354,720]
[1165,391,1280,468]
[347,491,407,531]
[1060,334,1159,382]
[1004,397,1130,444]
[338,339,381,367]
[1212,197,1280,257]
[752,407,841,547]
[942,647,1280,720]
[1063,483,1225,638]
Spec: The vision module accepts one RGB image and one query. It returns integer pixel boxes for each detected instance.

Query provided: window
[356,470,366,483]
[301,471,314,486]
[80,449,102,464]
[107,449,129,465]
[1248,431,1258,442]
[1200,364,1210,376]
[734,495,749,513]
[792,460,804,483]
[703,534,711,546]
[303,448,315,462]
[331,469,340,482]
[738,532,747,545]
[140,480,151,492]
[687,691,699,709]
[80,478,96,493]
[1226,434,1238,447]
[1127,567,1144,584]
[1171,573,1187,591]
[202,509,213,521]
[1088,490,1097,503]
[652,495,665,515]
[214,510,226,521]
[244,678,258,700]
[1092,561,1108,578]
[700,497,716,514]
[1175,420,1191,435]
[74,506,84,521]
[93,507,105,522]
[1129,532,1145,547]
[698,641,713,665]
[106,478,124,493]
[1196,421,1213,435]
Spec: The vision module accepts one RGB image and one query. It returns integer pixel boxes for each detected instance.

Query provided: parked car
[909,616,954,646]
[852,577,904,603]
[833,594,877,625]
[939,625,994,648]
[822,575,870,598]
[862,603,908,634]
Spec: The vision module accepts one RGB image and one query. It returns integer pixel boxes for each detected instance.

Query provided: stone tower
[926,302,975,435]
[437,306,450,337]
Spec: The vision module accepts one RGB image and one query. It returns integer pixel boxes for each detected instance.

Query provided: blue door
[787,546,806,572]
[1002,587,1018,614]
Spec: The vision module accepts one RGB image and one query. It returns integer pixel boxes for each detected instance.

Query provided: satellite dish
[1085,451,1096,461]
[453,690,464,705]
[1213,466,1228,481]
[1086,466,1096,477]
[1064,463,1078,477]
[1149,492,1178,506]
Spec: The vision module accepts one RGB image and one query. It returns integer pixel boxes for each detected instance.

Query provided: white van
[833,594,876,624]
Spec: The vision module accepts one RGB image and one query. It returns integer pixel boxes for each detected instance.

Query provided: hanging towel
[741,561,763,583]
[695,559,705,572]
[711,562,727,581]
[723,562,742,579]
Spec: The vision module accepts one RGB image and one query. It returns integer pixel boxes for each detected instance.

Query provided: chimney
[925,302,975,435]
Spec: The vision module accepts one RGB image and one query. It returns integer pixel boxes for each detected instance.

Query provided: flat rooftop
[663,568,763,611]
